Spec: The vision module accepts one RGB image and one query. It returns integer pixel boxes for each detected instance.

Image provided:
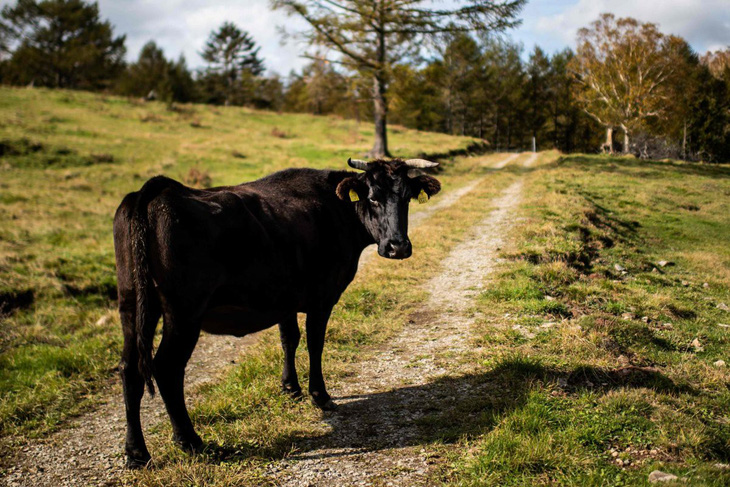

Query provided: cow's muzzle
[379,238,412,260]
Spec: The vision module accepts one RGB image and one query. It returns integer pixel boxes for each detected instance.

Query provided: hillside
[0,86,478,437]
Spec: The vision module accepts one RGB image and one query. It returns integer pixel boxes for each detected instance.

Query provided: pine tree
[200,22,264,106]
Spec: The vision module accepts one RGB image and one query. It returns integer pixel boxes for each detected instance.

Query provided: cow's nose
[385,238,412,259]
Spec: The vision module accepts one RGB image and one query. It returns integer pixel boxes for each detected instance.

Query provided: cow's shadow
[197,358,692,464]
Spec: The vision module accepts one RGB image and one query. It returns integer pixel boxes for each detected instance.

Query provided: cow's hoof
[175,434,203,453]
[312,396,338,411]
[281,384,303,398]
[125,450,151,470]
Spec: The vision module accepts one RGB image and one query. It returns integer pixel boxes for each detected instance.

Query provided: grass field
[1,86,729,486]
[448,155,730,485]
[0,86,478,438]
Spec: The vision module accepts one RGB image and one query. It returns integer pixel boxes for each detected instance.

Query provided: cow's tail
[130,176,171,396]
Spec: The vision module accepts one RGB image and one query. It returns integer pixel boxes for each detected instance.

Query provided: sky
[3,0,729,75]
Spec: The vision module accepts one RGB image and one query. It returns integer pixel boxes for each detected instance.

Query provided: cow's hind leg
[279,314,302,397]
[153,317,203,452]
[120,301,160,468]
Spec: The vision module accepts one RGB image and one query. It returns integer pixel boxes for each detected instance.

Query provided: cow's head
[336,158,441,259]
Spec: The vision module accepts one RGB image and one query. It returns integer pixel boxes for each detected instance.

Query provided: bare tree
[271,0,525,158]
[570,13,675,153]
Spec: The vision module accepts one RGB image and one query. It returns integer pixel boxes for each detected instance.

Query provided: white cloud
[533,0,730,54]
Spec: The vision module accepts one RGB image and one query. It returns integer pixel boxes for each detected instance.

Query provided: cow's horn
[347,158,371,170]
[404,158,438,168]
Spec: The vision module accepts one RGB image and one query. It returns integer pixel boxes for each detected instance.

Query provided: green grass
[4,87,728,485]
[0,86,478,439]
[447,154,730,486]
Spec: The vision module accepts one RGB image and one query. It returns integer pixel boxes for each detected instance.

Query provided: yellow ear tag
[349,189,359,202]
[418,189,429,204]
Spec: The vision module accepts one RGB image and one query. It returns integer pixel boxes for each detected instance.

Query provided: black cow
[113,158,441,468]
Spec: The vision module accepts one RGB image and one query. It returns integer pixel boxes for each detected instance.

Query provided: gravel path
[0,154,523,487]
[271,169,526,486]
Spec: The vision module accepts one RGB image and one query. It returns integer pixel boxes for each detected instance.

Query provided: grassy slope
[0,86,477,437]
[448,155,730,486]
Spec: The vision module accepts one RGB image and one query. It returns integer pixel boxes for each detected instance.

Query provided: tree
[200,22,264,106]
[116,41,195,103]
[545,48,602,153]
[701,48,730,81]
[389,63,444,132]
[0,0,125,89]
[524,46,550,148]
[481,36,526,150]
[570,13,675,153]
[272,0,525,158]
[117,41,170,99]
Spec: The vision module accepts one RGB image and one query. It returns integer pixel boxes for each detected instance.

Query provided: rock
[661,323,674,330]
[652,267,659,273]
[540,322,556,329]
[718,303,729,311]
[714,360,726,368]
[557,377,568,389]
[691,338,704,352]
[641,316,650,323]
[648,470,678,483]
[95,315,110,327]
[681,280,690,287]
[621,312,634,320]
[657,260,672,267]
[545,295,556,301]
[715,463,730,470]
[719,324,730,328]
[614,264,625,272]
[703,282,709,288]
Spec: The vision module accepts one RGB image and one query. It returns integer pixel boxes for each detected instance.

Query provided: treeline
[283,37,604,153]
[285,29,730,161]
[1,1,728,160]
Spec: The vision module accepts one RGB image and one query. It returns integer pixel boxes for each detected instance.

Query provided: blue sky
[2,1,728,75]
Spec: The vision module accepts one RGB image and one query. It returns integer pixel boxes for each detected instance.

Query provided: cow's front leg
[305,307,337,410]
[279,314,302,397]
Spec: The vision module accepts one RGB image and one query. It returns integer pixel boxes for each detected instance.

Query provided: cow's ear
[336,177,365,202]
[410,175,441,198]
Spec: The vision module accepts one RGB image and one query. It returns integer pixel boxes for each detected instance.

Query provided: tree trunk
[368,74,390,158]
[604,127,613,153]
[682,120,687,160]
[623,129,630,154]
[367,6,389,159]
